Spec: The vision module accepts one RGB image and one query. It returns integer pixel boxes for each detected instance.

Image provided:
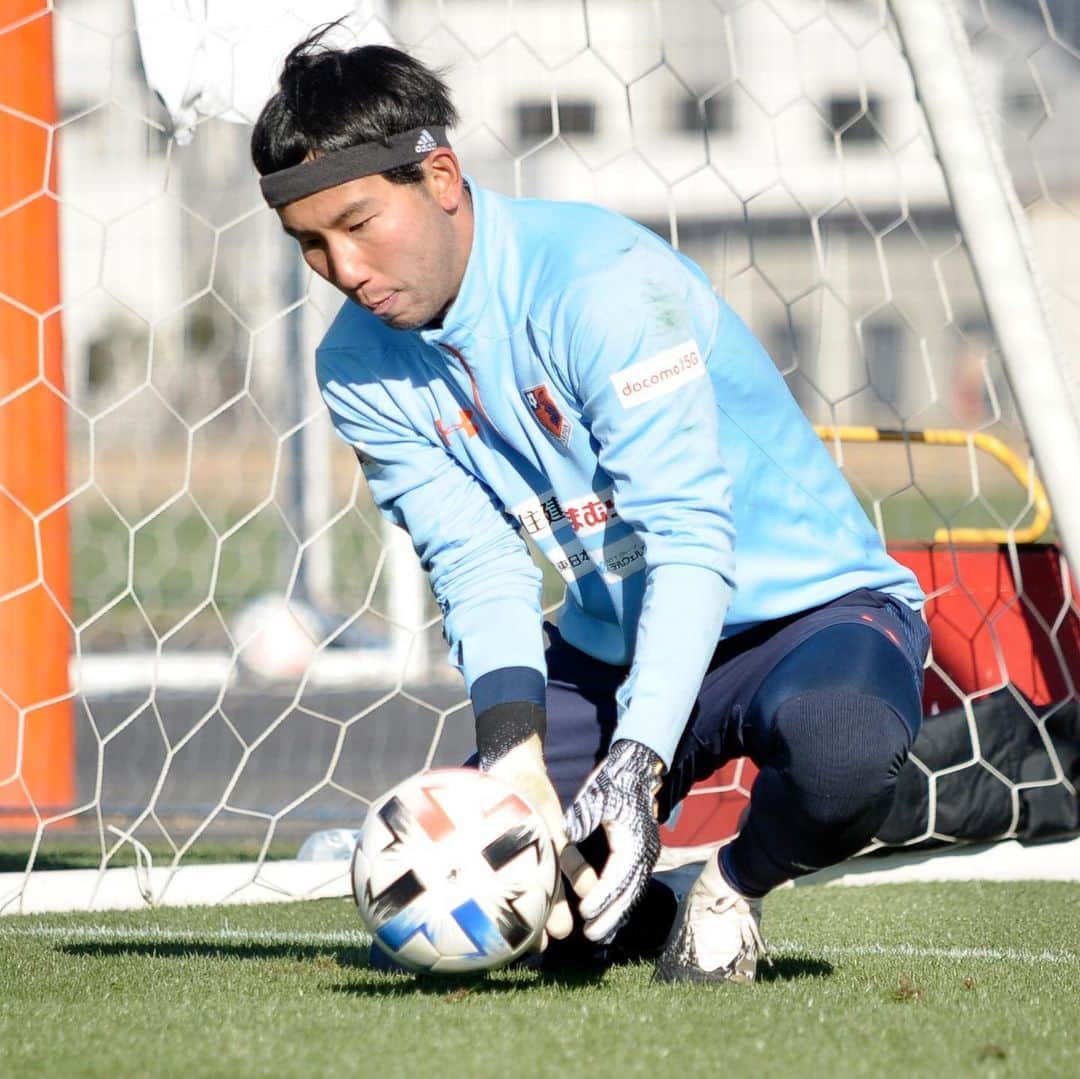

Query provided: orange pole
[0,3,74,828]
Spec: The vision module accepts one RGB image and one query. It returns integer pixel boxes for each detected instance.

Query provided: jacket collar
[419,177,498,354]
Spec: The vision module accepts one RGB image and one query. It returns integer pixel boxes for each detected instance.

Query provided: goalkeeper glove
[565,738,665,944]
[480,719,597,949]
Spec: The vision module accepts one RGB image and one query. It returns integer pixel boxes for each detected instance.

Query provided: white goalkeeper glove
[564,738,665,944]
[484,733,598,949]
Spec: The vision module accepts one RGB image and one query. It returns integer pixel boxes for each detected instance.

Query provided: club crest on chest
[522,384,572,450]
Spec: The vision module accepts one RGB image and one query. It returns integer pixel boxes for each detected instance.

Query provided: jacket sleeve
[557,249,737,767]
[318,348,546,692]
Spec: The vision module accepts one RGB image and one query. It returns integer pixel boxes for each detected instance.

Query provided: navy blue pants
[543,588,930,897]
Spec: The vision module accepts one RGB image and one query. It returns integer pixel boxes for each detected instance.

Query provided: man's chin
[383,311,427,331]
[349,297,430,331]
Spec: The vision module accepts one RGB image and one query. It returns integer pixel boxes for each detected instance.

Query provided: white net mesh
[1,0,1078,907]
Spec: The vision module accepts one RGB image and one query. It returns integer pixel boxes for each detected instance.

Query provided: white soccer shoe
[653,853,765,984]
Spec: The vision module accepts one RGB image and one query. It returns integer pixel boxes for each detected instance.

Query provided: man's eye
[349,217,373,232]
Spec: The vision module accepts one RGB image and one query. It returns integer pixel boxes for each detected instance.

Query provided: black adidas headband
[259,125,451,208]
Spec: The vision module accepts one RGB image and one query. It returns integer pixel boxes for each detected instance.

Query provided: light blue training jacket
[317,180,924,767]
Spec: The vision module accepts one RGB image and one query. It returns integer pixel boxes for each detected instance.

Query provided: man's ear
[425,148,465,211]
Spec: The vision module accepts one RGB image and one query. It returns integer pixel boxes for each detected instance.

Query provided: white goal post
[1,0,1078,914]
[888,0,1080,577]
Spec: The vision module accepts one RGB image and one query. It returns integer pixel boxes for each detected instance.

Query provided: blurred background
[2,0,1079,864]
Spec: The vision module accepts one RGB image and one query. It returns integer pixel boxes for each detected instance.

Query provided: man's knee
[769,688,913,829]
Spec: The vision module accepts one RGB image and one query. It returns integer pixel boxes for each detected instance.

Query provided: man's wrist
[608,738,666,784]
[609,730,670,772]
[475,700,547,769]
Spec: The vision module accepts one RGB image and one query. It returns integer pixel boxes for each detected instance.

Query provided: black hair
[251,26,458,184]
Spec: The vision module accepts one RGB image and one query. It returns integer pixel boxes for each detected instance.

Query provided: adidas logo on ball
[414,129,437,153]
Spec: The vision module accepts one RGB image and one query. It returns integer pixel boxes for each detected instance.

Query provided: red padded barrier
[660,544,1080,849]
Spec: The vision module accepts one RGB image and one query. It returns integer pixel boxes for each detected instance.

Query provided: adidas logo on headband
[414,129,438,153]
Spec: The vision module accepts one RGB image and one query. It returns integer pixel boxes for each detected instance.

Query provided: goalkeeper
[252,32,929,983]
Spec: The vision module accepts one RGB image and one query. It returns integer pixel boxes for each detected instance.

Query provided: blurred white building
[45,0,1080,646]
[55,0,1080,433]
[403,0,1077,429]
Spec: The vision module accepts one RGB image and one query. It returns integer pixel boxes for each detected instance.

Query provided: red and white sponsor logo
[564,489,620,537]
[510,490,644,584]
[512,488,620,540]
[611,339,706,408]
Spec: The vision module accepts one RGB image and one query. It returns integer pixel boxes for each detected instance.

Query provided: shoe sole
[653,955,756,984]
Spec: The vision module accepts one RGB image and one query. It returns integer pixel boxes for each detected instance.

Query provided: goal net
[2,0,1078,911]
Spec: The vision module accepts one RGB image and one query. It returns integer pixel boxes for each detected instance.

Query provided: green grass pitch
[0,881,1076,1078]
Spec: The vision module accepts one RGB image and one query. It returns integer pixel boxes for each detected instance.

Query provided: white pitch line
[769,939,1079,966]
[0,925,369,947]
[1,925,1077,966]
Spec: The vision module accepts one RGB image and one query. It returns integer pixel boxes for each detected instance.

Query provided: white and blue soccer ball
[352,768,559,974]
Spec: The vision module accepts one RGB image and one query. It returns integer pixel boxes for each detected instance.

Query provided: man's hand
[565,739,665,944]
[485,734,598,947]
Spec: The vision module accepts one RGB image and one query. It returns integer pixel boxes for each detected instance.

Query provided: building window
[827,94,883,144]
[864,320,904,406]
[677,92,734,134]
[1005,88,1044,122]
[950,318,999,427]
[767,318,821,417]
[767,318,807,377]
[517,99,597,141]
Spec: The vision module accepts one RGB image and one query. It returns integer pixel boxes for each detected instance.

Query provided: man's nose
[327,239,370,292]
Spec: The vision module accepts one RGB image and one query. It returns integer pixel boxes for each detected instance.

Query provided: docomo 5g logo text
[611,339,707,408]
[620,351,698,396]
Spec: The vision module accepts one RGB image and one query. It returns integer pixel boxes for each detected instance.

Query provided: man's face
[278,156,469,331]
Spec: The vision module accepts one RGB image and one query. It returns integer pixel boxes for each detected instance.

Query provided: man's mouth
[368,292,396,316]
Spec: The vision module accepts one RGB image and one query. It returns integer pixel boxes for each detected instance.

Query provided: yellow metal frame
[814,425,1052,545]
